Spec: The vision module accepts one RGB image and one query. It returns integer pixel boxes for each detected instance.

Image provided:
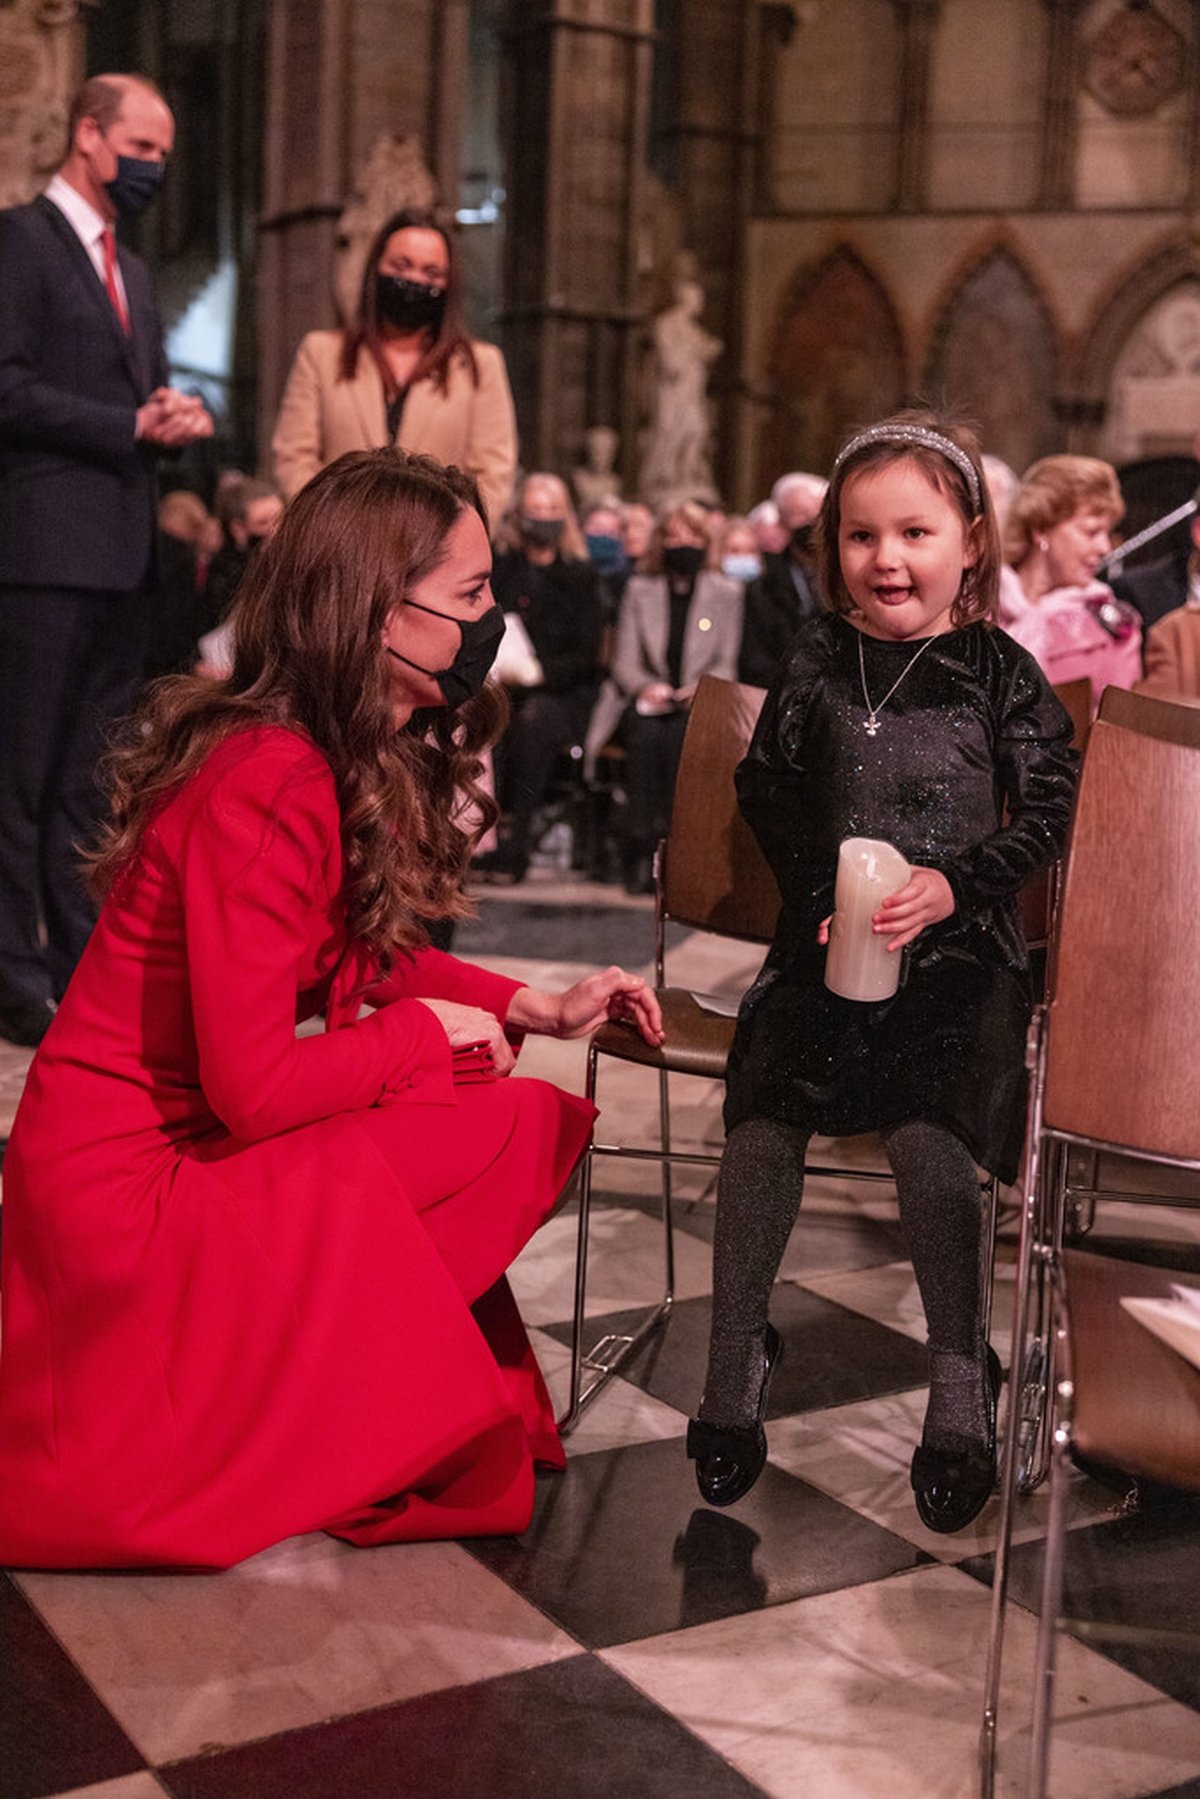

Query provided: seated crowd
[148,443,1199,899]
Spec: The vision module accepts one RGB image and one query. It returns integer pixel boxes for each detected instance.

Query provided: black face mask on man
[104,154,164,219]
[376,274,446,334]
[385,597,505,709]
[521,516,565,549]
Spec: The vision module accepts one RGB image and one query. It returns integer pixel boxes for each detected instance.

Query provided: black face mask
[104,153,164,219]
[375,274,446,334]
[790,524,814,556]
[386,598,505,709]
[663,544,705,581]
[521,517,565,549]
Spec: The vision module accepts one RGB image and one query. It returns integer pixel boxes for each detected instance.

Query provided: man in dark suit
[0,73,211,1046]
[737,471,825,689]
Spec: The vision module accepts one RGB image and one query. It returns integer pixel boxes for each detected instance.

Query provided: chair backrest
[661,675,781,942]
[1099,683,1200,748]
[1043,714,1200,1161]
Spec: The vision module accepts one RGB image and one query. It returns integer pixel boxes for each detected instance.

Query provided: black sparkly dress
[724,614,1078,1182]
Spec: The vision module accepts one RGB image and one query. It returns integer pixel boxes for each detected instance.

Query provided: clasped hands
[135,386,214,447]
[817,865,955,954]
[418,967,664,1077]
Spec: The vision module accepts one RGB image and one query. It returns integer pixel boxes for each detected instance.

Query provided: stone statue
[571,424,622,512]
[331,132,438,326]
[639,272,721,508]
[0,0,81,208]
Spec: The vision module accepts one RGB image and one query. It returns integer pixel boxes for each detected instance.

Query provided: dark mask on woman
[375,274,446,334]
[386,598,505,709]
[663,544,705,581]
[521,517,565,549]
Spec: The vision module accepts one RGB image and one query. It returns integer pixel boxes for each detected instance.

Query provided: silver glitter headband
[832,424,982,512]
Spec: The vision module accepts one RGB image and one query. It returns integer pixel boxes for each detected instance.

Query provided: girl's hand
[508,968,665,1047]
[416,999,516,1075]
[817,914,832,946]
[872,866,955,951]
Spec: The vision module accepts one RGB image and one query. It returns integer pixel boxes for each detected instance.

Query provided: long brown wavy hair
[338,207,479,395]
[90,449,507,958]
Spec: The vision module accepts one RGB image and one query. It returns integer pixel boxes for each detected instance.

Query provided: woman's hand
[872,866,955,951]
[508,968,665,1047]
[415,999,516,1075]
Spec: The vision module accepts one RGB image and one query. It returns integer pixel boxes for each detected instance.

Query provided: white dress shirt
[44,172,129,318]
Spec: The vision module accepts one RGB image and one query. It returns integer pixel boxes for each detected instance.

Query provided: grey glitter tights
[698,1116,990,1454]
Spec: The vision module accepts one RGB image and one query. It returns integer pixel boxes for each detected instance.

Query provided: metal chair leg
[1028,1301,1072,1799]
[556,1044,677,1436]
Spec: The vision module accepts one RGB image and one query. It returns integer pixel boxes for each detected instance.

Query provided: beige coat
[271,329,518,528]
[1136,604,1200,701]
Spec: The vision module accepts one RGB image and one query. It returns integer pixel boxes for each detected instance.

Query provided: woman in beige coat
[272,208,517,528]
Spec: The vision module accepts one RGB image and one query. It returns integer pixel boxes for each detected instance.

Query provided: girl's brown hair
[338,208,479,395]
[90,448,505,959]
[816,408,1000,628]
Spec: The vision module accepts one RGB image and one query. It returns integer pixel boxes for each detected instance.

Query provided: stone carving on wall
[1105,283,1200,462]
[924,245,1058,475]
[331,132,438,327]
[0,0,84,207]
[638,265,722,507]
[759,245,906,490]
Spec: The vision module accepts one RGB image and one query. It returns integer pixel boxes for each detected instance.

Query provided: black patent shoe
[911,1345,1002,1534]
[687,1324,783,1508]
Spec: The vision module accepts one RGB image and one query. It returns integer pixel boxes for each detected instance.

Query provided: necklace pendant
[864,715,879,736]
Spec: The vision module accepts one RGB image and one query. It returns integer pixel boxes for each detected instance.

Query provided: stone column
[500,0,654,482]
[0,0,87,208]
[257,0,470,463]
[667,0,759,501]
[1038,0,1088,210]
[890,0,942,214]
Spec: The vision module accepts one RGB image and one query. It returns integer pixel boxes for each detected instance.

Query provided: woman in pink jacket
[998,454,1140,711]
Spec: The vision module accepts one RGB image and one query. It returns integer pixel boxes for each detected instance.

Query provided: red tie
[101,228,130,335]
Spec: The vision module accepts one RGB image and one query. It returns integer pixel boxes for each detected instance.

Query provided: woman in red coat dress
[0,448,662,1569]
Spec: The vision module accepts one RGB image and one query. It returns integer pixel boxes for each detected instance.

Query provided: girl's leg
[881,1117,990,1452]
[698,1116,810,1426]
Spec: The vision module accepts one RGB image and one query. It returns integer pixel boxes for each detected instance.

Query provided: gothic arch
[758,245,907,487]
[1075,237,1200,403]
[923,243,1059,474]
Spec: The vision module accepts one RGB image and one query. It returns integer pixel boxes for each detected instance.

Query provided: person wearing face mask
[736,471,826,689]
[718,516,763,587]
[0,72,213,1049]
[480,474,605,882]
[582,500,630,626]
[999,455,1140,711]
[585,501,743,893]
[202,477,286,636]
[0,448,663,1570]
[271,207,517,530]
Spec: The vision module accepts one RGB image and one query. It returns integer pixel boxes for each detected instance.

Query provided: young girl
[687,412,1078,1532]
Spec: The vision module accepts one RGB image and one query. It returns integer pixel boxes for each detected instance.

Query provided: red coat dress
[0,727,594,1568]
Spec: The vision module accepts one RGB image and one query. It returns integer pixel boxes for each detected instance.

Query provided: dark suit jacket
[1110,551,1190,635]
[0,194,167,591]
[737,550,821,689]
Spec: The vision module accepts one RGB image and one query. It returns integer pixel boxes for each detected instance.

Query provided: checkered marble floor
[2,870,1200,1799]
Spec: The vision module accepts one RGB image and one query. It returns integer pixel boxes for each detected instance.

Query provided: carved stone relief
[1104,282,1200,461]
[0,0,84,208]
[331,132,437,326]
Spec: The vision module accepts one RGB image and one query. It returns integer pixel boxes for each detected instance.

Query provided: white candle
[824,836,911,1002]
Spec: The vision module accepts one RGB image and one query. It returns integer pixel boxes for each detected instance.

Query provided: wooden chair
[1022,1249,1200,1797]
[557,674,900,1431]
[980,699,1200,1794]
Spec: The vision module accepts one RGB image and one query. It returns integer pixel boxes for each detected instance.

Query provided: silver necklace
[856,629,936,736]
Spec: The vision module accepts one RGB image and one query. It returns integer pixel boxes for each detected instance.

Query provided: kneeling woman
[0,449,661,1570]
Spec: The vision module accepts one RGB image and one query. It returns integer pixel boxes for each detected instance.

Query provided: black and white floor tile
[2,871,1199,1799]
